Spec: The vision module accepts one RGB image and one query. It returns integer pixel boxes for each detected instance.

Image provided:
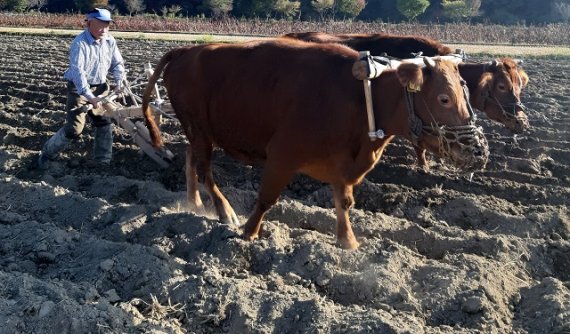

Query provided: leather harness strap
[405,89,423,145]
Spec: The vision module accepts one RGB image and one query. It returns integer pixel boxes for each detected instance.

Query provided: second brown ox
[284,32,530,168]
[142,39,488,249]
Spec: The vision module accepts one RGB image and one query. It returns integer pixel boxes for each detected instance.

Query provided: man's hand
[113,83,123,96]
[87,96,102,110]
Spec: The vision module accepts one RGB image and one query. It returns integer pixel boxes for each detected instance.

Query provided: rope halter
[405,79,489,171]
[353,52,489,171]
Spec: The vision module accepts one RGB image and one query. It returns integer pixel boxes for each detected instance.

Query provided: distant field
[1,26,570,58]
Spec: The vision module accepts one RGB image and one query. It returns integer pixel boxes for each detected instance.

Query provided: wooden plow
[91,63,176,168]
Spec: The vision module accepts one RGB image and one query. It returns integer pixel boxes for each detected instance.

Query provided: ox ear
[423,56,436,69]
[397,62,424,90]
[518,69,529,87]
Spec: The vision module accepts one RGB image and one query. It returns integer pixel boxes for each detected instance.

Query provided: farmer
[37,8,125,169]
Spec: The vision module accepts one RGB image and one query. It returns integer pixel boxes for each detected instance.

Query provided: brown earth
[0,33,569,334]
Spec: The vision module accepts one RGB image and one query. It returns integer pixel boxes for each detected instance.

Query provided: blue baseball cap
[86,8,113,22]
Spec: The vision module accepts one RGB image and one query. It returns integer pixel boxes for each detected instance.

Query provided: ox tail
[142,48,184,149]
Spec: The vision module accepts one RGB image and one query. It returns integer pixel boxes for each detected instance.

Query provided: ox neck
[458,63,486,99]
[369,72,414,139]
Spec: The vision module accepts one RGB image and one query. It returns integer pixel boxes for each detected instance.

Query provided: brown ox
[142,39,488,249]
[284,32,530,168]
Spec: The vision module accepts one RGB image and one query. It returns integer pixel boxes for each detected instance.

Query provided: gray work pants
[41,81,113,162]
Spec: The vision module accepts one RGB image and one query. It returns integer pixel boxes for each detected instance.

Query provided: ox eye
[438,94,451,107]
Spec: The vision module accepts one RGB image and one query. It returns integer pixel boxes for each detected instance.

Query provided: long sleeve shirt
[63,29,125,100]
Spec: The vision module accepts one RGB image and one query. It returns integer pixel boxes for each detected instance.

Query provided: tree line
[2,0,570,24]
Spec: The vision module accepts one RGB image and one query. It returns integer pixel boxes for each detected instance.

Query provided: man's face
[87,19,110,40]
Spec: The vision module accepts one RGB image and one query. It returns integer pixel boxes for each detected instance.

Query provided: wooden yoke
[352,51,388,141]
[352,51,466,142]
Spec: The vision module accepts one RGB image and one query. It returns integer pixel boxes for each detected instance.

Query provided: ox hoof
[243,232,259,242]
[337,238,360,250]
[221,213,240,226]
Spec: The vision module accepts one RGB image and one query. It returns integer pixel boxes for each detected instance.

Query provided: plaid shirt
[63,29,125,100]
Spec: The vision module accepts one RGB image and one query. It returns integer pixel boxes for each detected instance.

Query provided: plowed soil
[0,33,569,334]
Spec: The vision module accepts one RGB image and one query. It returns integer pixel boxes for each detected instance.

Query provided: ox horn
[423,56,436,68]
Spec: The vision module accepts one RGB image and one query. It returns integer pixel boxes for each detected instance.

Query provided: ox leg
[332,184,359,250]
[413,145,429,170]
[243,162,294,241]
[203,174,239,225]
[193,139,239,225]
[185,145,205,214]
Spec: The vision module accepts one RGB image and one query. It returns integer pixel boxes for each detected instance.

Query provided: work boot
[92,124,113,164]
[37,128,71,170]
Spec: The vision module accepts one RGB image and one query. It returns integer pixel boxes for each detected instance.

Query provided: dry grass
[2,26,568,58]
[2,12,570,58]
[2,13,570,45]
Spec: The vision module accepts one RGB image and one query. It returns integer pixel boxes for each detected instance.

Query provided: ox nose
[510,114,530,134]
[517,116,530,130]
[473,146,489,162]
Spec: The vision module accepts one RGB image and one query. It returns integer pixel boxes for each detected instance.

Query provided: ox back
[161,39,373,167]
[284,32,454,58]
